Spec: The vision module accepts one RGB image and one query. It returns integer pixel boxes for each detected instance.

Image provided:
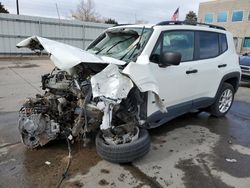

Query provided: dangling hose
[56,133,72,188]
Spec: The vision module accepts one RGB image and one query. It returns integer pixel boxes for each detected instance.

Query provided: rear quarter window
[199,31,219,59]
[220,34,228,53]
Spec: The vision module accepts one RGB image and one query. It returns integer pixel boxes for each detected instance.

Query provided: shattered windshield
[87,27,153,62]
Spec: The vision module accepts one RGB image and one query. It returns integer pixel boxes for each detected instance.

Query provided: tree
[135,19,148,24]
[105,18,118,25]
[185,11,197,23]
[0,2,9,13]
[72,0,100,22]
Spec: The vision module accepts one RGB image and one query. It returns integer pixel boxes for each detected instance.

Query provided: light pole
[16,0,19,15]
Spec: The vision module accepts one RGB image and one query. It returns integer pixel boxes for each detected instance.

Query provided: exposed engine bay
[18,63,146,148]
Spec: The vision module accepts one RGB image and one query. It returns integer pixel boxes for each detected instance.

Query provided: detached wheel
[96,129,150,163]
[209,83,235,117]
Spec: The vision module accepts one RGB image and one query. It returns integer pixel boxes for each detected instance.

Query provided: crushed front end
[18,63,146,148]
[16,27,154,162]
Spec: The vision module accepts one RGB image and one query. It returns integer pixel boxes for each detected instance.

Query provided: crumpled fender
[16,36,126,70]
[91,64,133,101]
[123,61,159,95]
[123,56,167,113]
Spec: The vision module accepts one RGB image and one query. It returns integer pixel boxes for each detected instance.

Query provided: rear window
[199,31,219,59]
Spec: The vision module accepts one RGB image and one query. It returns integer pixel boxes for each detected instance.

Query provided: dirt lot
[0,58,250,188]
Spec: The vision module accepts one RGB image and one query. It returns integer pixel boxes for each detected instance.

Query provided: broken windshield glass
[87,27,153,62]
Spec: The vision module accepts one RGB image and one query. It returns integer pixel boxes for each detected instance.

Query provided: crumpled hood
[16,36,126,70]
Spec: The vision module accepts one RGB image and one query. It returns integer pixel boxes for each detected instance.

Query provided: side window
[150,31,194,63]
[199,31,219,59]
[220,34,228,53]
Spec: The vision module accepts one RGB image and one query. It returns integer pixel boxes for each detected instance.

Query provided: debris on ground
[98,179,109,186]
[225,158,237,163]
[45,161,51,165]
[228,140,232,144]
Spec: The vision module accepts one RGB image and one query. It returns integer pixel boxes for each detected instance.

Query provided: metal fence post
[82,24,85,49]
[38,19,42,37]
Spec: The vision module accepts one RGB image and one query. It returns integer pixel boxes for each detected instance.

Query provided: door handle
[186,69,198,74]
[218,64,227,68]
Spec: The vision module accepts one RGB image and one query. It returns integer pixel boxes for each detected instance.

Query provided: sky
[1,0,212,23]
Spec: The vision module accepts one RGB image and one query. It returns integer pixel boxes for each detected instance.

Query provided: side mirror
[159,51,181,67]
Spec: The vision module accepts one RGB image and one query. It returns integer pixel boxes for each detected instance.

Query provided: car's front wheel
[209,83,235,117]
[95,128,150,163]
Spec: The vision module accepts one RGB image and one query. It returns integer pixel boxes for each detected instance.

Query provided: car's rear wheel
[95,128,150,163]
[209,83,234,117]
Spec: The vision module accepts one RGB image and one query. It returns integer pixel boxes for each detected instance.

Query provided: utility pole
[16,0,19,15]
[55,3,61,20]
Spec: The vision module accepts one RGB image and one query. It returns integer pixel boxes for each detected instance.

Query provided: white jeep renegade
[17,21,241,163]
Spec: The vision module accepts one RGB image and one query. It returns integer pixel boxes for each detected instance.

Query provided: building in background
[198,0,250,54]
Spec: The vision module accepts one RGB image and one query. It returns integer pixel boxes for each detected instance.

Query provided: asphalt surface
[0,59,250,188]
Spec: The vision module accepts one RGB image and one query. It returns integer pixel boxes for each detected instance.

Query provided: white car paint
[136,25,240,116]
[16,36,126,70]
[91,64,133,100]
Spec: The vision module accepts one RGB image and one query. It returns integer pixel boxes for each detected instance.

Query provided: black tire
[95,129,151,163]
[208,83,235,117]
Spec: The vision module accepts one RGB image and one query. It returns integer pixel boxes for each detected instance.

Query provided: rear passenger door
[191,31,228,108]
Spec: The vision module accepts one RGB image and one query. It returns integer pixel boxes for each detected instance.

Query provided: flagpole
[177,6,180,21]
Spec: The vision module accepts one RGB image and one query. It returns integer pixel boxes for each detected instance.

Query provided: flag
[171,7,179,21]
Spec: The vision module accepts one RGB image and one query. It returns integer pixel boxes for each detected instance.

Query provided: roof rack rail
[156,21,226,31]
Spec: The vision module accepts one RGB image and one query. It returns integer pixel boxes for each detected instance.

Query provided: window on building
[217,12,227,22]
[204,13,213,23]
[199,31,219,59]
[232,10,243,22]
[248,11,250,21]
[243,37,250,48]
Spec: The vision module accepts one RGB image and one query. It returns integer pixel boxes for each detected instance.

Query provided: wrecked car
[17,21,240,163]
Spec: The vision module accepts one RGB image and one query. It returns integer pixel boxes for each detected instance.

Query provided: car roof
[110,21,227,34]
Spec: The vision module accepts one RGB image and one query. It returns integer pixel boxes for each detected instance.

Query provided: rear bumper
[241,74,250,82]
[240,65,250,82]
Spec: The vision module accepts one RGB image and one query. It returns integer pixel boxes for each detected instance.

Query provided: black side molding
[215,71,241,97]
